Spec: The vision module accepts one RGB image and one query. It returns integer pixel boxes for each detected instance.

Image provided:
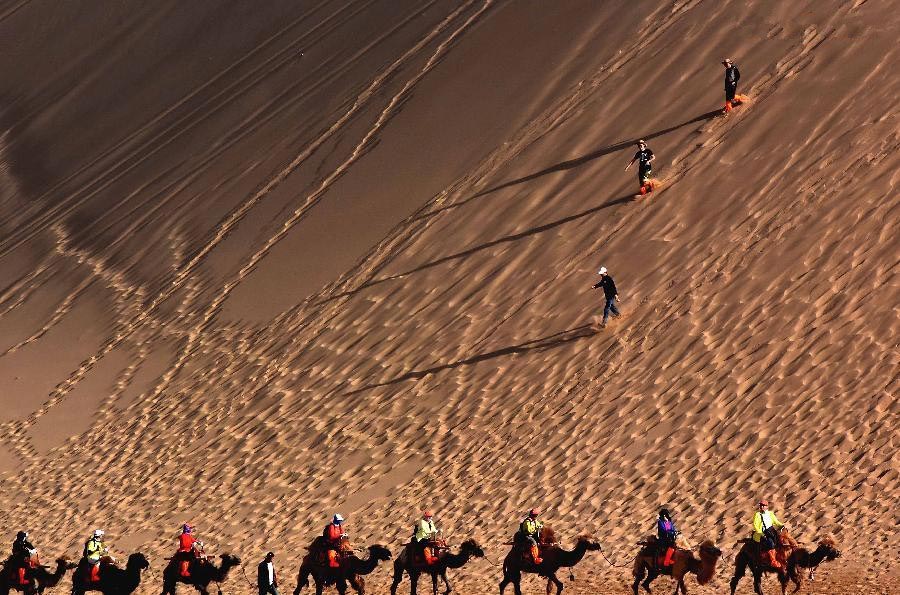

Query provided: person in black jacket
[11,531,36,585]
[625,140,656,193]
[723,58,741,113]
[257,552,279,595]
[591,267,620,327]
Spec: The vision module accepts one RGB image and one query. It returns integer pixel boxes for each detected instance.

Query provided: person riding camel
[11,531,36,585]
[752,500,785,570]
[412,511,439,565]
[656,509,678,568]
[517,509,544,565]
[81,530,108,583]
[176,523,202,578]
[323,515,346,569]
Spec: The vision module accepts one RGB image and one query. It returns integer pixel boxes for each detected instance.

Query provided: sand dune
[0,1,897,594]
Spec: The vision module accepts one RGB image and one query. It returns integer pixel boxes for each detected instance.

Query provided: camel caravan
[0,502,841,595]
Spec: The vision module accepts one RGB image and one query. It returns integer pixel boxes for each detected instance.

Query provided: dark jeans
[603,297,620,323]
[259,585,279,595]
[638,165,652,183]
[726,84,737,102]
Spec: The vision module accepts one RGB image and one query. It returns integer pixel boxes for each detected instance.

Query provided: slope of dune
[0,1,897,594]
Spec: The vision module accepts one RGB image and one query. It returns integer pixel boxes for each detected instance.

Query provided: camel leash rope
[239,565,256,592]
[601,550,631,568]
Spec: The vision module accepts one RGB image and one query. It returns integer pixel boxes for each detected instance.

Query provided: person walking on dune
[591,267,620,328]
[723,58,741,113]
[625,140,655,194]
[257,551,279,595]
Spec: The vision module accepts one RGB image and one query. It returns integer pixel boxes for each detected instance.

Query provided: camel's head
[55,557,77,570]
[576,535,603,551]
[816,536,841,561]
[697,540,722,560]
[126,553,150,572]
[460,539,485,558]
[368,545,392,561]
[219,554,241,567]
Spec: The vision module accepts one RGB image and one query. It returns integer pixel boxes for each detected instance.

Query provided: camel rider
[656,509,678,567]
[412,511,439,565]
[11,531,36,585]
[752,500,785,569]
[82,530,108,583]
[176,523,200,577]
[518,509,544,565]
[323,515,346,569]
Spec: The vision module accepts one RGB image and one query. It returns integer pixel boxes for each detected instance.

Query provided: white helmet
[598,266,608,275]
[93,529,104,538]
[332,514,344,524]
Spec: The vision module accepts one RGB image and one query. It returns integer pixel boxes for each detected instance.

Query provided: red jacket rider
[177,524,198,577]
[323,515,346,568]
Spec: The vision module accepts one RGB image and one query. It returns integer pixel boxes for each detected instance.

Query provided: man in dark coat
[257,552,279,595]
[723,58,741,112]
[591,266,620,327]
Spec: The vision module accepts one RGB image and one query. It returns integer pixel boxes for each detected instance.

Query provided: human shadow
[316,193,635,305]
[346,324,596,394]
[417,108,721,221]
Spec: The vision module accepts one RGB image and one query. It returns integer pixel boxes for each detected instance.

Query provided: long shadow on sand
[416,108,722,221]
[317,194,635,305]
[346,324,596,394]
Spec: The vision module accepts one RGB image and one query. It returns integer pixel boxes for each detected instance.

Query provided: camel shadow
[417,108,722,221]
[317,193,635,305]
[346,324,596,394]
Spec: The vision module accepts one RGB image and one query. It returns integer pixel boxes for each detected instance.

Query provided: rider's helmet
[423,511,434,519]
[93,530,104,539]
[16,531,27,540]
[659,508,671,519]
[332,514,344,525]
[528,508,540,518]
[182,523,193,534]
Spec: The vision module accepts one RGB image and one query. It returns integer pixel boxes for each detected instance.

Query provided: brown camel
[631,539,722,595]
[731,534,841,595]
[729,529,798,595]
[71,553,150,595]
[293,544,391,595]
[0,557,75,595]
[499,533,602,595]
[390,538,484,595]
[160,554,239,595]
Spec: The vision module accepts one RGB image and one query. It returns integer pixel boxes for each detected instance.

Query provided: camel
[499,532,602,595]
[631,538,722,595]
[293,544,391,595]
[730,535,841,595]
[0,557,75,595]
[160,554,239,595]
[389,538,484,595]
[71,553,150,595]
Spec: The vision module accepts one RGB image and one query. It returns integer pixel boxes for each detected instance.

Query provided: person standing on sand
[723,58,741,113]
[257,552,279,595]
[625,140,656,194]
[591,267,620,327]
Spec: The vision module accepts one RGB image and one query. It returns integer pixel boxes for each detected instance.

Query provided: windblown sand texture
[0,1,897,594]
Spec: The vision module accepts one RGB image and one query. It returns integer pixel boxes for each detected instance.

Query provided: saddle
[409,539,447,567]
[306,537,351,569]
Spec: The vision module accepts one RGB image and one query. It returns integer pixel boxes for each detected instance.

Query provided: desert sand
[0,1,897,594]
